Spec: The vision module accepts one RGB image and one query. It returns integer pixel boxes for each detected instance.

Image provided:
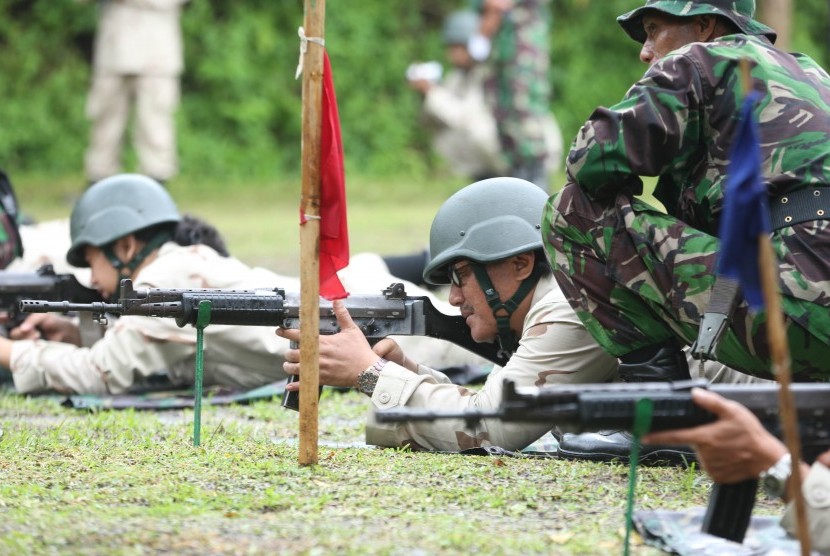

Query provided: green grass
[0,388,756,555]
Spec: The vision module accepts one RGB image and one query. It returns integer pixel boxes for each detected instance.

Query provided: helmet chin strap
[470,263,538,359]
[101,232,172,296]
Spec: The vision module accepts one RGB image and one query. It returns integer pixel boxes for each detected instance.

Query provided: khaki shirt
[365,275,620,452]
[10,243,297,395]
[93,0,188,76]
[781,462,830,554]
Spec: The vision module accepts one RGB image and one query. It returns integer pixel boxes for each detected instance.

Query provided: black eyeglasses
[448,263,471,288]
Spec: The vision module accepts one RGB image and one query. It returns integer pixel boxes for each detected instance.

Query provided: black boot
[556,340,695,466]
[617,340,691,382]
[555,429,696,466]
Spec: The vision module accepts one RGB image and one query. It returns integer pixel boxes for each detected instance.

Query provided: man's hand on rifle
[643,388,788,484]
[277,300,415,392]
[6,313,82,345]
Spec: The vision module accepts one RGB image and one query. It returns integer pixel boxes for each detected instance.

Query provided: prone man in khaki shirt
[278,177,620,453]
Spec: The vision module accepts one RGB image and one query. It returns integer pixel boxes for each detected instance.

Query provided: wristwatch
[760,453,792,498]
[356,358,388,396]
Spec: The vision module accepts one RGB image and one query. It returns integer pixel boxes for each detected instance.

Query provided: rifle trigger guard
[691,312,729,361]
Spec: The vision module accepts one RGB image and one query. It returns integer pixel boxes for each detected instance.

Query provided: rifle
[374,379,830,544]
[0,264,103,331]
[20,279,511,409]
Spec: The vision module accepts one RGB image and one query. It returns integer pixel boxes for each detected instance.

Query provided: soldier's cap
[617,0,777,44]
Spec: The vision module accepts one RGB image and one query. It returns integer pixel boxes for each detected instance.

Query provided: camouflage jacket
[485,0,552,165]
[568,34,830,233]
[566,34,830,336]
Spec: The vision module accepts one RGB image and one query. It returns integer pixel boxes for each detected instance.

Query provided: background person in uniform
[82,0,189,185]
[473,0,561,191]
[407,10,506,182]
[408,9,562,184]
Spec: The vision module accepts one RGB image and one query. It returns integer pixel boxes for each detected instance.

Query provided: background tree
[0,0,825,183]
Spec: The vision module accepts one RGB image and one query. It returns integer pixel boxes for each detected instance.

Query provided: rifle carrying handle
[701,479,758,543]
[281,340,323,412]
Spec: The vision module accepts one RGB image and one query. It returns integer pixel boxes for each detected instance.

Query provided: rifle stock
[21,279,510,410]
[375,379,830,543]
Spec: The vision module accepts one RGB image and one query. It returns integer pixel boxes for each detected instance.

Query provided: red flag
[302,52,349,300]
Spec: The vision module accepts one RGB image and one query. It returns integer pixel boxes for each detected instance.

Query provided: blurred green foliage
[0,0,827,181]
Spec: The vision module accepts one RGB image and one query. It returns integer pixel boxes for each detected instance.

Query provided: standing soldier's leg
[134,75,180,183]
[84,75,131,183]
[543,183,830,382]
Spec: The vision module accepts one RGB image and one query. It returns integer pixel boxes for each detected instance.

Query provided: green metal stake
[193,299,213,447]
[624,397,653,556]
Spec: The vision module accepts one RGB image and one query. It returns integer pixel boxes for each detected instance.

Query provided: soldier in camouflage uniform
[542,0,830,383]
[475,0,556,191]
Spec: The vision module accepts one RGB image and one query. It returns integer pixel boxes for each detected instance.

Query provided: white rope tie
[295,26,325,79]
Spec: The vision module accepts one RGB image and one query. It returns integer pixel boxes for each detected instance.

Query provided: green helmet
[617,0,777,44]
[442,10,479,46]
[67,174,181,267]
[423,177,548,286]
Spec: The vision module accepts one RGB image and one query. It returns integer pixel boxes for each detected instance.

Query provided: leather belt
[769,187,830,230]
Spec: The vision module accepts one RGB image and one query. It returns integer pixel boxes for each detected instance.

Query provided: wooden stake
[758,236,810,556]
[298,0,326,465]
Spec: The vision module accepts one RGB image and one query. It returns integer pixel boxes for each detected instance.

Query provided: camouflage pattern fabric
[543,34,830,382]
[484,0,551,179]
[0,169,24,269]
[617,0,777,44]
[634,507,805,555]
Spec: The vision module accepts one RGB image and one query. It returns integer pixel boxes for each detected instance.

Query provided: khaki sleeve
[365,299,619,452]
[781,462,830,552]
[10,315,195,396]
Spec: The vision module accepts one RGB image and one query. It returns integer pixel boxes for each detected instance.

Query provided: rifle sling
[691,276,740,362]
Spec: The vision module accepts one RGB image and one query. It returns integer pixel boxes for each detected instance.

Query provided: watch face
[761,455,791,498]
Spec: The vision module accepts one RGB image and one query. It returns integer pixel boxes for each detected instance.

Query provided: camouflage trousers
[543,183,830,382]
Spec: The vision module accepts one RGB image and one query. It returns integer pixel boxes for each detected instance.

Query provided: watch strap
[760,453,792,498]
[356,358,388,396]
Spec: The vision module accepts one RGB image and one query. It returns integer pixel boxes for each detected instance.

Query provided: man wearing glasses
[277,177,620,452]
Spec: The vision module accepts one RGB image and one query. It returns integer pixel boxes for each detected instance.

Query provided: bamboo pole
[740,58,809,555]
[758,238,809,555]
[298,0,326,465]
